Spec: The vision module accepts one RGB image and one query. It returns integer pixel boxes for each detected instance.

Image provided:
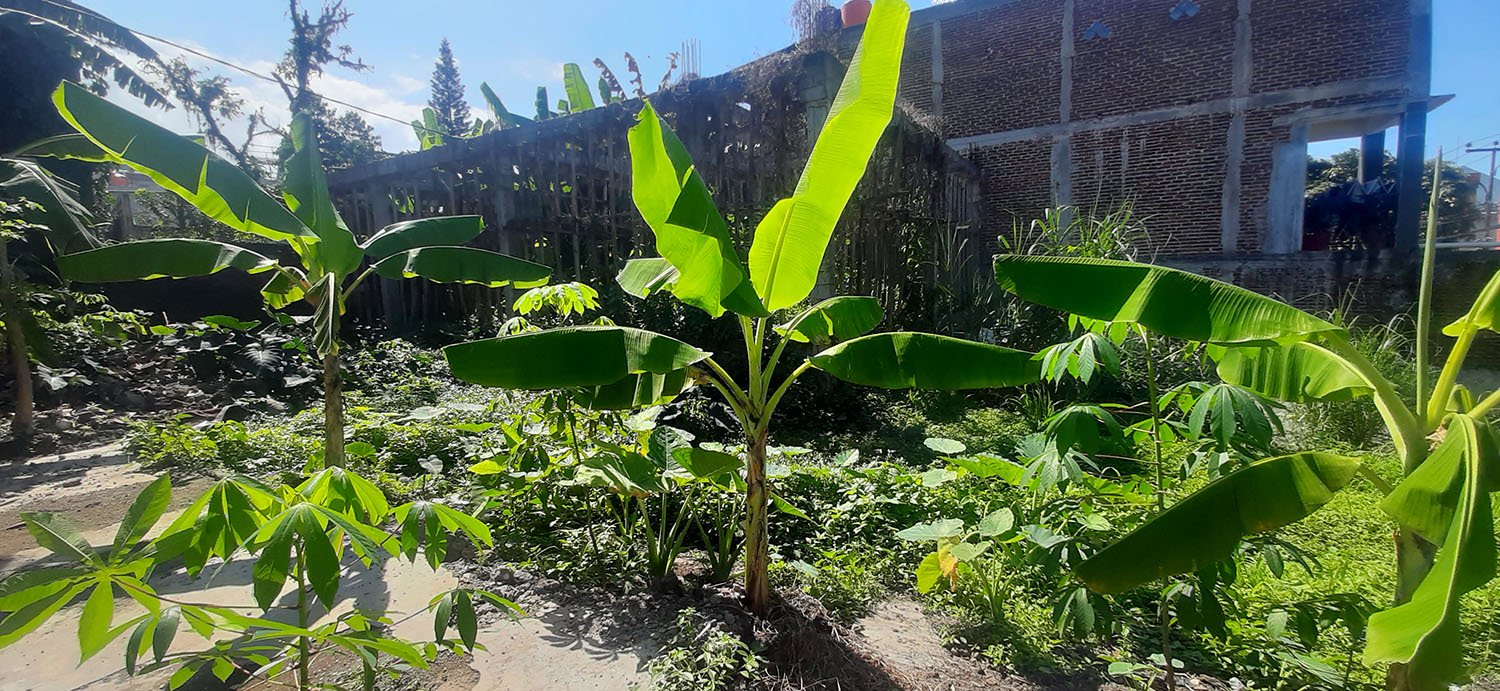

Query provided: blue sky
[91,0,1498,170]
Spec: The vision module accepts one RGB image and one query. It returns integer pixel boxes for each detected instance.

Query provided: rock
[118,391,149,409]
[214,402,253,422]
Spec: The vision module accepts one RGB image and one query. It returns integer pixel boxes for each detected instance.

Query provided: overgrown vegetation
[0,2,1496,690]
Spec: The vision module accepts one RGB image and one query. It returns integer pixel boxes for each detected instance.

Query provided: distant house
[104,169,161,239]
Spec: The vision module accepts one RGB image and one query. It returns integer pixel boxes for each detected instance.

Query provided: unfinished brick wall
[890,0,1425,258]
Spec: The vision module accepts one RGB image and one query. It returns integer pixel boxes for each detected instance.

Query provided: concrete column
[931,21,944,123]
[1394,0,1432,251]
[1266,124,1309,254]
[1052,0,1075,208]
[1395,103,1428,250]
[1221,0,1253,254]
[1359,130,1387,183]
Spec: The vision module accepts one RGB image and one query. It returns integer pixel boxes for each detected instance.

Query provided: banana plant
[992,158,1495,691]
[441,0,1039,615]
[562,63,598,112]
[47,81,551,468]
[0,146,100,439]
[411,106,446,149]
[479,82,530,130]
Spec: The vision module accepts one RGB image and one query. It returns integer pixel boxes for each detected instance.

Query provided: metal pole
[1466,141,1500,234]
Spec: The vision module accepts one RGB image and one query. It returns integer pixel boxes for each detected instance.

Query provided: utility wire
[23,0,452,138]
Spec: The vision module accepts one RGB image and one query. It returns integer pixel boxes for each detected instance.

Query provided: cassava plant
[442,0,1039,615]
[993,155,1497,691]
[45,81,551,467]
[0,467,511,690]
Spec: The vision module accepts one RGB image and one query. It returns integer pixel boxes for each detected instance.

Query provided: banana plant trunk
[1384,437,1437,691]
[322,350,345,468]
[0,240,32,441]
[744,424,770,616]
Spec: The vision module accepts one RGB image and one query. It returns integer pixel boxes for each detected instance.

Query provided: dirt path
[854,598,1035,691]
[0,444,652,691]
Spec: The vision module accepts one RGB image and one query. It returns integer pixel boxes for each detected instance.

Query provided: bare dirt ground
[0,444,649,691]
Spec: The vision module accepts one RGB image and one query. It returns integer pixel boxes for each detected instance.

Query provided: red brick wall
[893,0,1421,257]
[939,1,1063,139]
[1070,113,1233,255]
[967,139,1052,249]
[1250,0,1411,94]
[1070,0,1237,121]
[898,22,933,115]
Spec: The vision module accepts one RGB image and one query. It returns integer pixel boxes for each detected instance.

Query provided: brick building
[867,0,1436,260]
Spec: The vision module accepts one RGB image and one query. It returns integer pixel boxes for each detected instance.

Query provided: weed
[646,608,761,691]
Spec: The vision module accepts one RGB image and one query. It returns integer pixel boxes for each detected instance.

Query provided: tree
[441,0,1036,616]
[147,57,277,175]
[50,82,550,468]
[275,97,384,171]
[428,38,471,138]
[0,0,170,112]
[1306,148,1480,242]
[993,160,1499,691]
[269,0,383,171]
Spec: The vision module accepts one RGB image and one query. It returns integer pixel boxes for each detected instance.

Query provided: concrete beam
[947,76,1408,150]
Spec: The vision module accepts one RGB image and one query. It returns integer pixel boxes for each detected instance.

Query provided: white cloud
[110,40,426,156]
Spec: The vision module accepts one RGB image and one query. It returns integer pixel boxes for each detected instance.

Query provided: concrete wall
[1162,249,1500,340]
[878,0,1429,257]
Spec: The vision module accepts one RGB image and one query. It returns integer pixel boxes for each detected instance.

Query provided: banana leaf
[10,134,110,162]
[1074,452,1360,594]
[283,113,361,276]
[810,333,1039,390]
[574,369,691,411]
[444,326,709,390]
[616,257,678,299]
[51,82,310,243]
[372,247,550,288]
[361,216,486,261]
[1365,415,1497,687]
[747,0,909,311]
[1213,342,1372,403]
[628,102,764,318]
[0,157,97,253]
[563,63,597,111]
[993,256,1341,345]
[777,296,883,343]
[58,239,279,282]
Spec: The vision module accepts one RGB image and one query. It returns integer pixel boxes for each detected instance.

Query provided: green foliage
[0,468,511,690]
[646,609,761,691]
[427,38,470,137]
[126,415,221,470]
[993,162,1500,689]
[48,81,551,466]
